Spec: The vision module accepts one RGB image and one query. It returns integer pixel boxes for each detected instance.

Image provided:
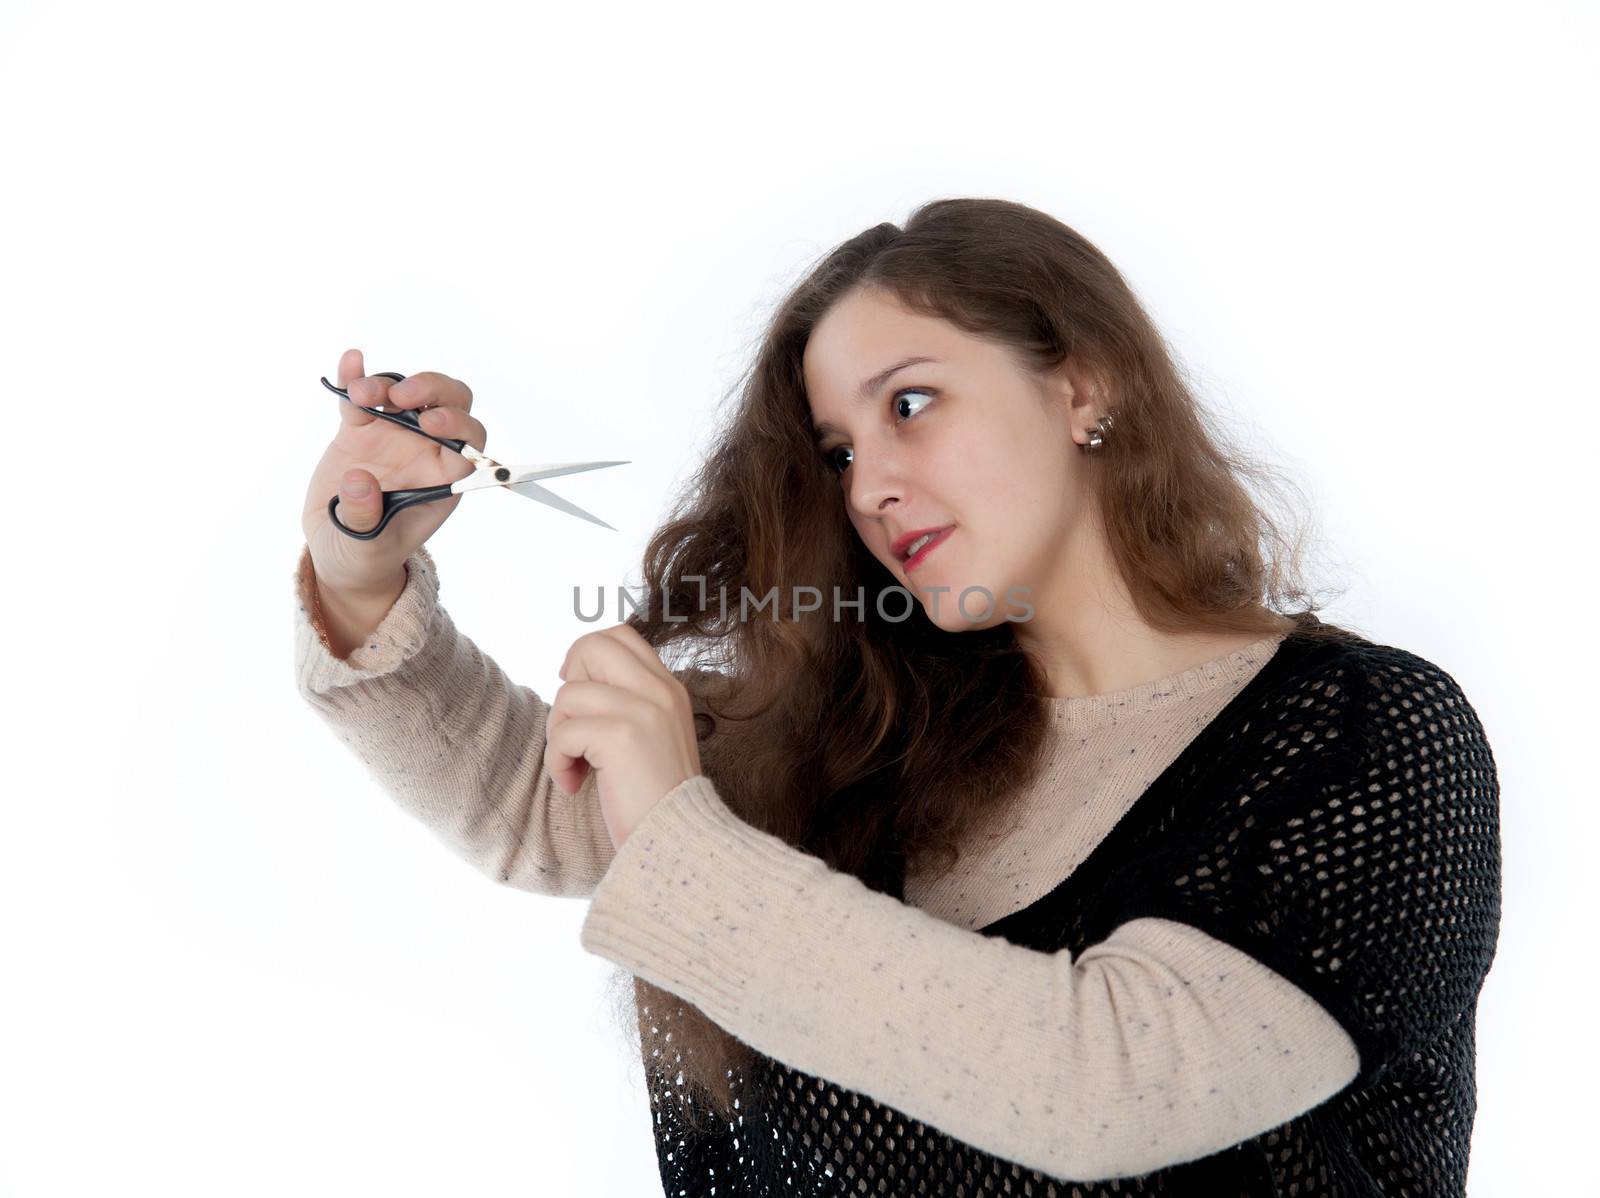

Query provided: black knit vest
[641,620,1502,1196]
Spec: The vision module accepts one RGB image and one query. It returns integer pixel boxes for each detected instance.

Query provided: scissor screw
[495,467,511,482]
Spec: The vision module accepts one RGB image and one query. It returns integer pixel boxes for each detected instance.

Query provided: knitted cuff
[292,542,442,693]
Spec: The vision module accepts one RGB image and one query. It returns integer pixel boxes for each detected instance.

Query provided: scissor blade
[505,478,618,530]
[503,460,631,484]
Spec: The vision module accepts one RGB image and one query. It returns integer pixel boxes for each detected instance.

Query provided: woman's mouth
[902,527,953,572]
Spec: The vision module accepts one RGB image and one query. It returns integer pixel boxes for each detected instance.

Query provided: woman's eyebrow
[858,355,940,400]
[812,355,942,442]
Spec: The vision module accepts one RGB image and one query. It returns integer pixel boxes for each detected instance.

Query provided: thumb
[332,468,383,534]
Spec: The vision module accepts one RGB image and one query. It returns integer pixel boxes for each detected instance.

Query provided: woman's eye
[822,387,937,477]
[892,386,936,422]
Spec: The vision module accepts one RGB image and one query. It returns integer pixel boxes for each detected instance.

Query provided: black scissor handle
[318,372,469,455]
[327,483,456,541]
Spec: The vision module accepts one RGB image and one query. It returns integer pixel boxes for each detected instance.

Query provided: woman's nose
[845,449,906,516]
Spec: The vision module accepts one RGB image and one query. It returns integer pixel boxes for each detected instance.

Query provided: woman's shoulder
[1265,619,1493,764]
[1275,615,1472,698]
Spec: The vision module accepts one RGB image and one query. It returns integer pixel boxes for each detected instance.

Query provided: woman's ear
[1046,357,1105,446]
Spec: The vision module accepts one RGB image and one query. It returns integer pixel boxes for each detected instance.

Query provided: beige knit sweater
[292,543,1361,1181]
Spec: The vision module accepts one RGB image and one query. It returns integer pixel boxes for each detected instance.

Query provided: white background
[2,1,1592,1194]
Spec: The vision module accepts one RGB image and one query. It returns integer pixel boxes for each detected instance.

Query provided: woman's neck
[1016,533,1294,699]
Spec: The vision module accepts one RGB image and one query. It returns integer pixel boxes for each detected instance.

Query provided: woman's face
[803,286,1099,632]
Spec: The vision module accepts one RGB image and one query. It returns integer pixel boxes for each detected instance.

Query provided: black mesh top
[635,623,1503,1196]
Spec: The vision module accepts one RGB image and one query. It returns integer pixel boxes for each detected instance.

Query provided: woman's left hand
[543,624,704,852]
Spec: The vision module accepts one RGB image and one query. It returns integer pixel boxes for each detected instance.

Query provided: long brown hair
[609,197,1353,1131]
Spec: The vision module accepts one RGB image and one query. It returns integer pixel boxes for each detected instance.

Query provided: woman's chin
[910,580,1017,632]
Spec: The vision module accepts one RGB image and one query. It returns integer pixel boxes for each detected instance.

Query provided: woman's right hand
[301,348,491,603]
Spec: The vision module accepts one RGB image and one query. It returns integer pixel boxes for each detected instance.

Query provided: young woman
[295,198,1501,1196]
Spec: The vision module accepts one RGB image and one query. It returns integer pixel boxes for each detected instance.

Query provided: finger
[384,370,475,414]
[544,713,611,797]
[333,349,379,429]
[330,467,382,534]
[542,720,587,796]
[415,404,488,453]
[336,348,365,389]
[592,624,675,677]
[347,372,400,410]
[550,678,646,720]
[551,756,590,798]
[558,630,674,697]
[561,625,671,684]
[337,362,403,430]
[541,699,580,793]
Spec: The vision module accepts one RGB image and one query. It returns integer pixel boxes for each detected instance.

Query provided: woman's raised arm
[292,542,618,896]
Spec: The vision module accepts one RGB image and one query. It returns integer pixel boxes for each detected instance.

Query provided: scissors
[320,372,629,540]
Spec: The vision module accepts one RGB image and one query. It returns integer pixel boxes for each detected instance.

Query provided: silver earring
[1081,411,1116,454]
